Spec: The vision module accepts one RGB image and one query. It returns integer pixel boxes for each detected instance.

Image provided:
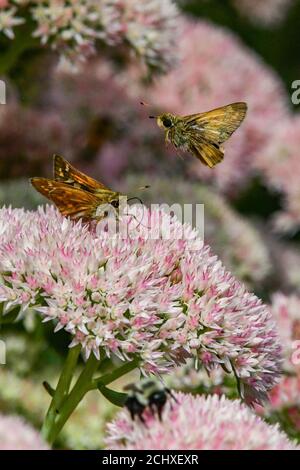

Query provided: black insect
[124,378,176,423]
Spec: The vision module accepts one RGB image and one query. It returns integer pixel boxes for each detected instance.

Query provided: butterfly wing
[183,102,247,145]
[30,178,102,220]
[188,136,224,168]
[54,154,107,192]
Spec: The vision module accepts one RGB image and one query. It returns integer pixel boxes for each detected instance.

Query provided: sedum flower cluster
[0,0,179,70]
[0,205,281,402]
[106,393,298,450]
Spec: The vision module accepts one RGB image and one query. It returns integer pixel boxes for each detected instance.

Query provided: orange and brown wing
[53,154,107,192]
[189,138,224,168]
[183,102,247,145]
[31,178,100,220]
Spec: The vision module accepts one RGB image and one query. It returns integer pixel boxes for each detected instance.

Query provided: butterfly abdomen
[171,125,190,150]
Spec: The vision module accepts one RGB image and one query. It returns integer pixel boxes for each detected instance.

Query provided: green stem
[41,345,81,443]
[47,353,100,445]
[0,15,39,75]
[91,357,140,390]
[43,354,139,446]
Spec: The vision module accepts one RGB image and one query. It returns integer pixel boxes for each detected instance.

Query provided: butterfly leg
[174,147,184,160]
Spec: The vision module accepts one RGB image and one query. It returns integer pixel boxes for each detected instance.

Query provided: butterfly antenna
[126,185,150,204]
[123,200,152,229]
[140,101,157,119]
[124,212,151,229]
[124,189,151,228]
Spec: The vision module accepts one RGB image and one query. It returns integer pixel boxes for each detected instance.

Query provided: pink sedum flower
[0,3,23,39]
[258,293,300,430]
[148,18,288,194]
[270,292,300,372]
[256,116,300,233]
[98,0,179,71]
[0,205,281,401]
[105,393,298,450]
[0,0,179,70]
[0,414,48,450]
[260,373,300,434]
[279,244,300,294]
[232,0,294,27]
[166,358,226,394]
[268,375,300,412]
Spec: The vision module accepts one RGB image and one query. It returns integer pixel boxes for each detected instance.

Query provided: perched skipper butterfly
[31,155,123,221]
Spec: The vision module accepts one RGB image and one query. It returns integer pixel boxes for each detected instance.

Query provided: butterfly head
[102,190,122,209]
[155,113,176,130]
[109,197,120,209]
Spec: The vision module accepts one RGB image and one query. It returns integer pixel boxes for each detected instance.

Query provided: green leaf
[98,384,128,407]
[0,304,21,324]
[43,381,56,397]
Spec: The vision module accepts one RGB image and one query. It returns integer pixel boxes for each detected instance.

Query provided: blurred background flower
[181,0,296,27]
[255,115,300,234]
[231,0,295,27]
[256,293,300,440]
[0,0,179,72]
[1,0,300,450]
[0,366,118,449]
[0,413,48,450]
